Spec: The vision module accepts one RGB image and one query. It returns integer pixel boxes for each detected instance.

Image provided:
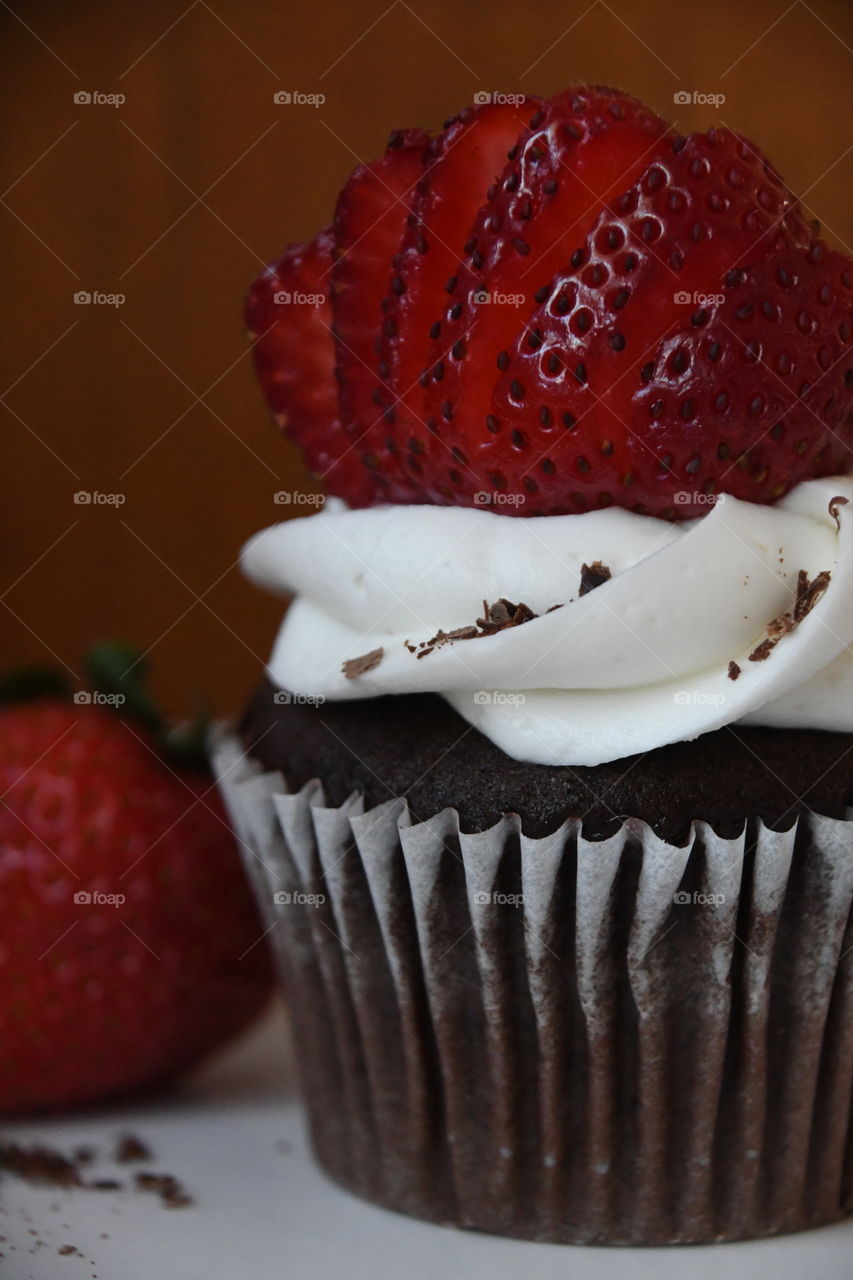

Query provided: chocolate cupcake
[217,84,853,1244]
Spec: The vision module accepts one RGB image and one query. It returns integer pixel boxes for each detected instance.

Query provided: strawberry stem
[85,642,163,734]
[0,645,212,776]
[85,642,211,774]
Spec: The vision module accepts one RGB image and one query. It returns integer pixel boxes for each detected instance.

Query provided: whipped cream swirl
[243,478,853,766]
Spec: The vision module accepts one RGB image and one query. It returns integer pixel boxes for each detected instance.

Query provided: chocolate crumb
[134,1171,194,1209]
[89,1179,122,1192]
[114,1135,151,1164]
[73,1146,96,1167]
[728,661,741,681]
[579,560,612,596]
[0,1143,82,1189]
[342,646,384,679]
[58,1244,82,1257]
[413,596,545,659]
[476,597,538,633]
[748,568,831,662]
[415,624,479,657]
[794,568,831,621]
[829,494,849,530]
[444,625,481,641]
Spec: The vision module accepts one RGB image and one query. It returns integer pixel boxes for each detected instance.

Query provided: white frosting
[242,479,853,766]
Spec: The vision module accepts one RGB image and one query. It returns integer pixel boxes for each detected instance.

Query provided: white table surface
[1,1000,850,1280]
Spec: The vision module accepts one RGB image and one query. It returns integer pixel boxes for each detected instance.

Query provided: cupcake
[215,85,853,1245]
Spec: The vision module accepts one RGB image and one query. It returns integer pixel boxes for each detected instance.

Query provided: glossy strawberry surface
[247,86,853,517]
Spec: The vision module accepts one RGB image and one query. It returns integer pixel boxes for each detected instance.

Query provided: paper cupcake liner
[212,729,853,1245]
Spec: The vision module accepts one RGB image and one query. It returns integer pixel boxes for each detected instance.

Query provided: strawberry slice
[374,97,541,454]
[409,86,671,497]
[472,127,849,517]
[247,87,853,517]
[245,229,373,502]
[332,127,430,503]
[628,238,853,513]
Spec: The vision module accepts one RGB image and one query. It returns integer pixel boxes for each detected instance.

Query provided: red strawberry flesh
[376,98,542,445]
[332,127,430,503]
[247,86,853,517]
[245,228,372,501]
[416,86,672,496]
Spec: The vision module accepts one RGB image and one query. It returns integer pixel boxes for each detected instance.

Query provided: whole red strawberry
[247,85,853,518]
[0,668,273,1113]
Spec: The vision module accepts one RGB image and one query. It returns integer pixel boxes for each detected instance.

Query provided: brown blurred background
[2,0,851,719]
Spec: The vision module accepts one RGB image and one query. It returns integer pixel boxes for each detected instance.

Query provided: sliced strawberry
[628,239,853,513]
[375,98,541,451]
[245,229,372,501]
[408,86,671,497]
[470,127,849,517]
[248,88,853,518]
[332,127,430,503]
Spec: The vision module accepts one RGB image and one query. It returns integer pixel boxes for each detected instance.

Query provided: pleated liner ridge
[213,731,853,1246]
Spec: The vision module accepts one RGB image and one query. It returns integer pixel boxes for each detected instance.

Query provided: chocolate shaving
[0,1133,195,1211]
[476,597,538,633]
[342,646,384,679]
[411,596,546,660]
[134,1171,194,1209]
[727,660,741,681]
[0,1144,82,1188]
[829,494,849,530]
[579,561,612,596]
[748,568,831,663]
[415,625,479,659]
[115,1134,151,1164]
[749,637,775,662]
